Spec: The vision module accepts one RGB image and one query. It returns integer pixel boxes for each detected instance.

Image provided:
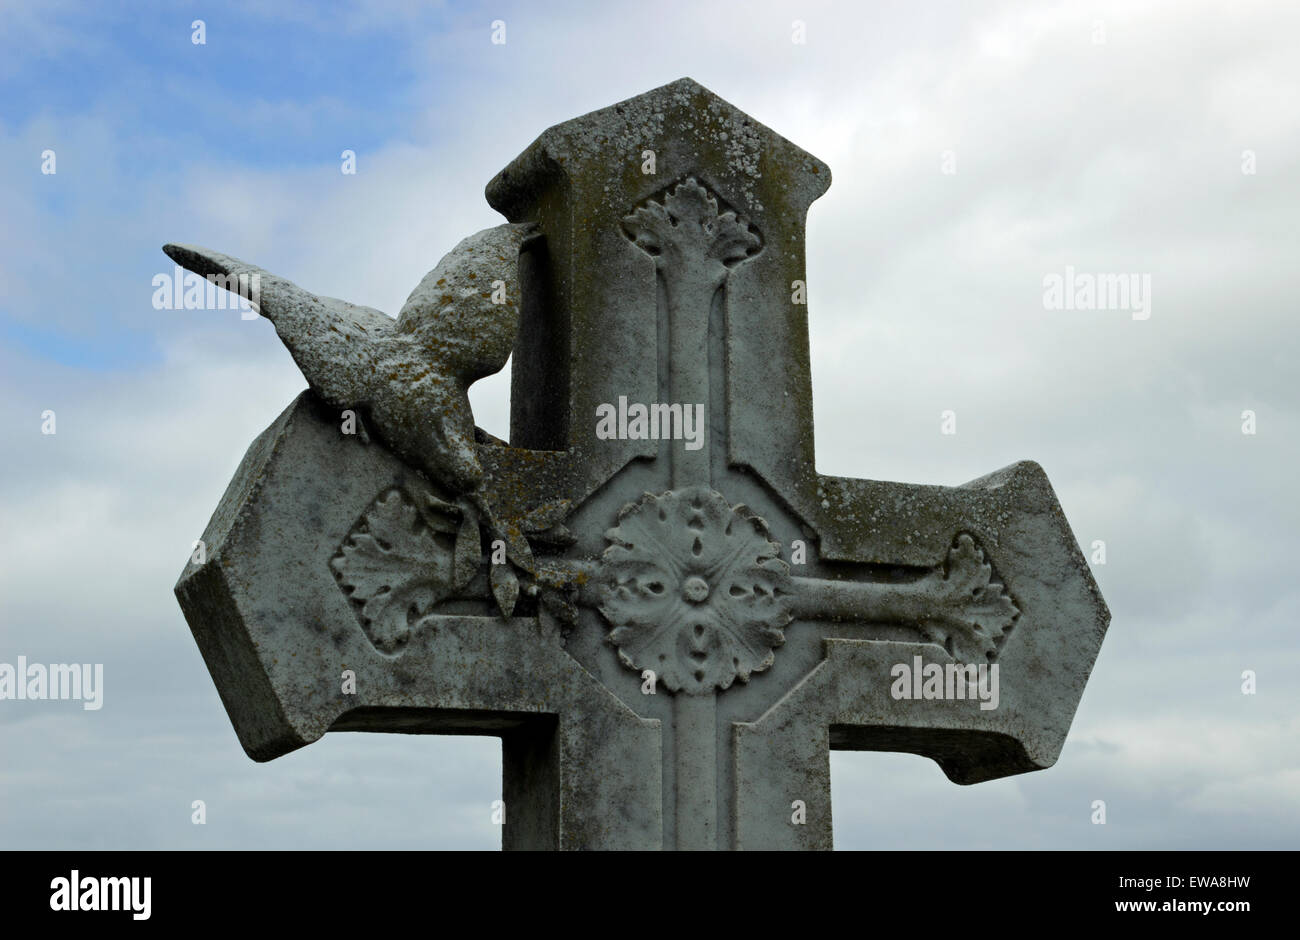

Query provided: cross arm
[174,392,665,848]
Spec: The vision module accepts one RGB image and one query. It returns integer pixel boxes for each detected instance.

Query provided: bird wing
[396,222,538,384]
[163,243,393,407]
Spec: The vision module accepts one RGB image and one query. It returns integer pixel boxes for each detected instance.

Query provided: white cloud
[2,0,1297,849]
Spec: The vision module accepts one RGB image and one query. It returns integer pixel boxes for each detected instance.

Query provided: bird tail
[163,243,393,330]
[162,243,396,407]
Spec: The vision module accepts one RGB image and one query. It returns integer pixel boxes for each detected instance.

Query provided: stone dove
[163,223,539,609]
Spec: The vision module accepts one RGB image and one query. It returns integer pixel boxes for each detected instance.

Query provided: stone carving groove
[620,178,763,487]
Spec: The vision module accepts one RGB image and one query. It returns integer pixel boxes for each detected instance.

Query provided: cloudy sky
[1,0,1297,850]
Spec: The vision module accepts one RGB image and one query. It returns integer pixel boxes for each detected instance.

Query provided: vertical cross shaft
[665,256,717,849]
[623,177,762,850]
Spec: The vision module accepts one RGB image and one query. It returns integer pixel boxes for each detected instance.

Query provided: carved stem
[558,563,970,631]
[674,692,718,850]
[660,268,717,487]
[790,576,937,623]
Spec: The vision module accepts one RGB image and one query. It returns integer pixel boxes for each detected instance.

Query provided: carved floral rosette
[597,487,793,694]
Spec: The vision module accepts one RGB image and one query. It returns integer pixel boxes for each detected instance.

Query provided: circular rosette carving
[598,487,793,694]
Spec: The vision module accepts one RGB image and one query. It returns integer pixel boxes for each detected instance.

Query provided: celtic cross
[175,78,1109,850]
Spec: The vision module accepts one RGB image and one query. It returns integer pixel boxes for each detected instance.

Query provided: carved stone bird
[163,223,539,607]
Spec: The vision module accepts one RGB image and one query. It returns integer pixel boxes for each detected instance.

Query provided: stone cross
[174,78,1110,850]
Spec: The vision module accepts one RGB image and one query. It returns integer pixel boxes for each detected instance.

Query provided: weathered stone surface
[173,77,1110,850]
[176,392,662,849]
[166,223,536,507]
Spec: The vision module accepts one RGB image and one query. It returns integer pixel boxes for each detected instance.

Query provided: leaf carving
[597,487,792,694]
[518,499,572,534]
[621,178,762,268]
[490,563,520,618]
[915,533,1020,662]
[452,504,481,591]
[331,488,457,653]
